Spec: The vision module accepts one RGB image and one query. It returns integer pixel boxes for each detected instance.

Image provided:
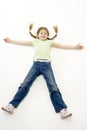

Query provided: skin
[3,29,83,50]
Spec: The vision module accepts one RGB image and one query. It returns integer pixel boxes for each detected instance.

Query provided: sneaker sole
[61,113,72,119]
[1,107,13,114]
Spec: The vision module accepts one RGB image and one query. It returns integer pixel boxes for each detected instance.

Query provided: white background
[0,0,87,130]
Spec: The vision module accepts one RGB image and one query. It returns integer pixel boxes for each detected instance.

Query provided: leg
[41,62,67,112]
[9,62,40,107]
[1,62,40,113]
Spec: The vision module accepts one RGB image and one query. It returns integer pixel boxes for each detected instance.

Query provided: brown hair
[29,24,58,40]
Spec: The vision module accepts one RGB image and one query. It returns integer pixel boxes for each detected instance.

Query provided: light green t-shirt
[32,39,53,61]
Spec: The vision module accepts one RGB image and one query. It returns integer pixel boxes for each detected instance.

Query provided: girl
[1,24,83,119]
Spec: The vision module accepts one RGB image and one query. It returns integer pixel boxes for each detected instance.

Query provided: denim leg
[9,62,40,107]
[41,62,67,112]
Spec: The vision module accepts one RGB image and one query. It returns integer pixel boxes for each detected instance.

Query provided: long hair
[29,24,58,40]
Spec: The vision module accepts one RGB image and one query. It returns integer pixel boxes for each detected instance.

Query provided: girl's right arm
[3,37,33,46]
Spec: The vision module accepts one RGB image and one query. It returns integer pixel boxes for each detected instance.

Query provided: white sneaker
[60,109,72,119]
[1,104,15,114]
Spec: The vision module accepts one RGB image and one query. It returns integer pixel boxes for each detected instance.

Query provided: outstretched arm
[3,37,33,46]
[52,42,83,50]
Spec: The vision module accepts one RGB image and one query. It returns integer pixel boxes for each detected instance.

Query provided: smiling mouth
[41,37,46,38]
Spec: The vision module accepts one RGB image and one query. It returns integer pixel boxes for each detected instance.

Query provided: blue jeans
[9,61,67,112]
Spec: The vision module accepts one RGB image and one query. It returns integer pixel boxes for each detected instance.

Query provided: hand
[3,37,12,43]
[76,43,84,50]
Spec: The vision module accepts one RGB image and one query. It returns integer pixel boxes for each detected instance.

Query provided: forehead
[39,29,48,33]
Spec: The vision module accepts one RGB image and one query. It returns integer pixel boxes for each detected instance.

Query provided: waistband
[34,59,50,62]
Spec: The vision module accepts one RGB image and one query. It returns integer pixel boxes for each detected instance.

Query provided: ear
[36,35,39,39]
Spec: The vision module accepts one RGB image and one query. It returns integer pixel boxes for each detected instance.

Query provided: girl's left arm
[52,43,83,50]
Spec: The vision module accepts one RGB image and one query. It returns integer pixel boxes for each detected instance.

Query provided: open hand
[3,37,11,43]
[76,43,84,49]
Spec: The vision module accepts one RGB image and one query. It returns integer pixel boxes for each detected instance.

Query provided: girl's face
[37,29,48,41]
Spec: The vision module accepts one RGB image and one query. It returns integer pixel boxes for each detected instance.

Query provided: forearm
[3,38,33,46]
[10,40,32,46]
[52,43,83,50]
[59,44,77,49]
